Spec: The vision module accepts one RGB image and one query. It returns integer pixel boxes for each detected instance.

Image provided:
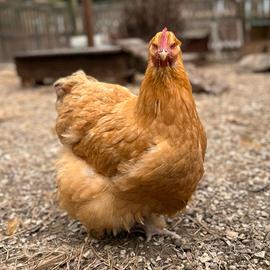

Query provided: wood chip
[6,218,21,236]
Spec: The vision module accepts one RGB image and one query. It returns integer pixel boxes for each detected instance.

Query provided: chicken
[54,28,207,240]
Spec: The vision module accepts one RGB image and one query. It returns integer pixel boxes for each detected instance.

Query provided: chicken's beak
[159,49,168,61]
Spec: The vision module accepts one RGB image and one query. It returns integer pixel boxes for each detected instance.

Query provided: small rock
[254,251,266,259]
[138,236,144,241]
[200,253,211,263]
[261,211,269,218]
[130,251,135,257]
[184,263,194,270]
[226,229,239,241]
[156,256,162,262]
[83,250,92,259]
[238,233,246,240]
[238,53,270,72]
[91,239,98,244]
[120,249,126,257]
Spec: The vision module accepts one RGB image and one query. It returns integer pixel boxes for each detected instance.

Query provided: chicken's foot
[143,222,181,242]
[134,215,181,242]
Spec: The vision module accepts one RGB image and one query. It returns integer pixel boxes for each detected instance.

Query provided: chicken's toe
[144,225,181,242]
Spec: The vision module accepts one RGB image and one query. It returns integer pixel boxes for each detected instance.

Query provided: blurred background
[0,0,270,58]
[0,0,269,85]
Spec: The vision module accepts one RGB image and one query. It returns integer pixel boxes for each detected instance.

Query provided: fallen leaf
[240,135,261,149]
[6,218,21,236]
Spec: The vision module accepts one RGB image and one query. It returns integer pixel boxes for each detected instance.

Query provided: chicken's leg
[140,215,181,242]
[144,222,181,242]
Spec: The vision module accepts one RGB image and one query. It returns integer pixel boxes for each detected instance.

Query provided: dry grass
[0,63,269,269]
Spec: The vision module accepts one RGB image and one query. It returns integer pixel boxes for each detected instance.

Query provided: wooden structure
[1,0,270,62]
[0,1,75,62]
[15,47,133,85]
[13,0,135,85]
[0,1,123,62]
[180,29,210,53]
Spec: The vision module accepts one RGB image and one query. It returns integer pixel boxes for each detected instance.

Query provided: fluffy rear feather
[56,149,147,236]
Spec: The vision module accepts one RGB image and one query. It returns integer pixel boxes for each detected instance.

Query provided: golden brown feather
[54,29,207,238]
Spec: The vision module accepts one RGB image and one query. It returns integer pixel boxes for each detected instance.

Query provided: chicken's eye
[152,44,158,50]
[170,43,177,49]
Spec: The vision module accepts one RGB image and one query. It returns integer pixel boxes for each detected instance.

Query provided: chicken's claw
[144,224,181,242]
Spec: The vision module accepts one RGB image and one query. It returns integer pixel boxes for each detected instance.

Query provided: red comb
[161,27,168,49]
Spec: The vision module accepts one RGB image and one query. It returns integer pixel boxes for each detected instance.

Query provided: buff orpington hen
[54,28,207,241]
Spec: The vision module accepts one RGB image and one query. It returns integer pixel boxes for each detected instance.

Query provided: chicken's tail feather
[53,70,97,100]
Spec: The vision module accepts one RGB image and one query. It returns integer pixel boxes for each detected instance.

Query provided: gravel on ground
[0,63,269,270]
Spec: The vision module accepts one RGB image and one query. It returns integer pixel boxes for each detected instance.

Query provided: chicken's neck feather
[135,59,198,127]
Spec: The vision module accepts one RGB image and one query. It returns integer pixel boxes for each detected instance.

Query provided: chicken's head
[149,27,182,68]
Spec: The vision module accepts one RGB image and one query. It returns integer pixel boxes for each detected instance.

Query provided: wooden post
[238,0,247,43]
[68,0,78,34]
[82,0,94,47]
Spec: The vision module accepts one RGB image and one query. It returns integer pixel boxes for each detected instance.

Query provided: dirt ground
[0,63,269,270]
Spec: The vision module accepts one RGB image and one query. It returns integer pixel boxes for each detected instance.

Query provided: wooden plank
[14,47,134,85]
[15,46,123,57]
